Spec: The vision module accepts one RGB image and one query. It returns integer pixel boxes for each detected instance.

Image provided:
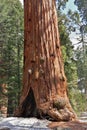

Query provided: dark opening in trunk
[22,88,37,117]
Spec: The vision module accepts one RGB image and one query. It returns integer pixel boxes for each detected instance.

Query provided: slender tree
[14,0,76,121]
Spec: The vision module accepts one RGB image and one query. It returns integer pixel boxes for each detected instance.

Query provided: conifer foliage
[0,0,23,116]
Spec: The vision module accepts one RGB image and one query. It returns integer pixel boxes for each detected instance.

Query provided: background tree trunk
[0,83,7,117]
[14,0,77,121]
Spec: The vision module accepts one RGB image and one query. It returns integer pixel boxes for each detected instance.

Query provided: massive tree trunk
[14,0,77,121]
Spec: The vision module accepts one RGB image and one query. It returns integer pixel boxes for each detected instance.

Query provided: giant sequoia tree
[14,0,76,121]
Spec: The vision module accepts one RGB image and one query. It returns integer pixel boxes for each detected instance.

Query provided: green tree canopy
[0,0,24,116]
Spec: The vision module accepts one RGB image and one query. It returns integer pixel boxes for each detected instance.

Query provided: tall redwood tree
[14,0,76,121]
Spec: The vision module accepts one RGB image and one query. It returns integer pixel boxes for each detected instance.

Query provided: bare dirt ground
[49,121,87,130]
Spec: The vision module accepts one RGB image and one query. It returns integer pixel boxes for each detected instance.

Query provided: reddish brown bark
[0,84,7,117]
[14,0,77,121]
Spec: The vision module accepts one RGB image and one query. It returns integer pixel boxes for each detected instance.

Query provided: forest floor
[0,112,87,130]
[49,112,87,130]
[49,121,87,130]
[0,117,50,130]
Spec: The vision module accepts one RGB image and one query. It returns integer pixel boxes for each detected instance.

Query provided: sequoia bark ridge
[14,0,77,121]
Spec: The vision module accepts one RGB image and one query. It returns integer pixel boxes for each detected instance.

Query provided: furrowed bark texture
[14,0,77,121]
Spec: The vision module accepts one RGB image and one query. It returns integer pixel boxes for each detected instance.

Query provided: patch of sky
[62,0,79,49]
[19,0,23,5]
[63,0,77,14]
